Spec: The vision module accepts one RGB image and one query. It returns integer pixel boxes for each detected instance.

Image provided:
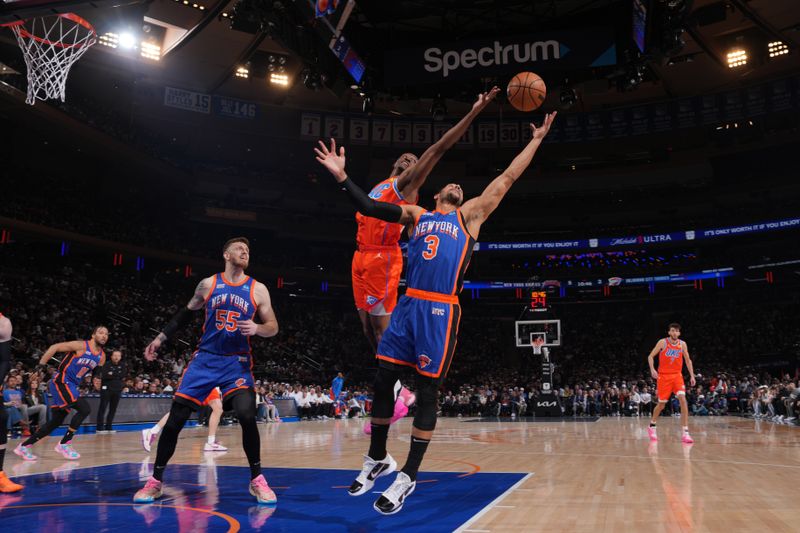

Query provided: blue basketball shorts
[376,294,461,380]
[49,379,80,409]
[175,350,254,408]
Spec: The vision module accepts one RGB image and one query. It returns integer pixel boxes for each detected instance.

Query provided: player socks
[368,423,389,460]
[400,436,430,482]
[649,422,657,428]
[683,426,689,433]
[208,435,215,445]
[61,429,76,445]
[0,448,5,471]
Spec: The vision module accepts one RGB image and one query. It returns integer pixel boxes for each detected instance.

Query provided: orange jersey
[355,176,413,249]
[658,338,684,375]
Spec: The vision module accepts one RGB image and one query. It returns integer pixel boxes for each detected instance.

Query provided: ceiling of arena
[0,0,799,114]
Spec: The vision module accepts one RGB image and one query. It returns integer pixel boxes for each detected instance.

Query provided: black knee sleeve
[0,340,11,384]
[0,406,8,445]
[413,377,439,431]
[165,402,193,431]
[373,365,401,419]
[231,389,257,422]
[69,398,91,429]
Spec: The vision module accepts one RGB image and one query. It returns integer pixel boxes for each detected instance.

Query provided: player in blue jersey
[14,325,108,462]
[315,111,556,514]
[134,237,279,505]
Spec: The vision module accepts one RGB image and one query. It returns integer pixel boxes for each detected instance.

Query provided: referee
[96,349,126,433]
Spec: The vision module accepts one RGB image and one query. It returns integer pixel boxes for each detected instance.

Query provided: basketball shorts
[376,293,461,381]
[657,373,686,401]
[49,379,80,409]
[202,387,221,406]
[175,350,254,409]
[352,248,403,316]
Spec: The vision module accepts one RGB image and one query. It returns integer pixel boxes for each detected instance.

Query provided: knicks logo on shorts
[235,378,246,387]
[418,355,432,369]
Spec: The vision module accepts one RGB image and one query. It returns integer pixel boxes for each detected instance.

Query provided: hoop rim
[1,13,96,48]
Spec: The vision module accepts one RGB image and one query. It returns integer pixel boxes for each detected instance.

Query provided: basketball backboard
[515,319,561,348]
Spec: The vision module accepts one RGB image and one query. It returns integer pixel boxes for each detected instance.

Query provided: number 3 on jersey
[422,235,439,260]
[215,309,241,332]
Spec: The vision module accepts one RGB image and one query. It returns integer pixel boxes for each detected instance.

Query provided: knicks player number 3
[422,235,439,260]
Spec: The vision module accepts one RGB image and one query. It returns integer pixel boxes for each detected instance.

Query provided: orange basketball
[507,72,546,112]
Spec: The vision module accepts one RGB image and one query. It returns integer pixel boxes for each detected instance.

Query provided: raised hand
[472,86,501,111]
[314,138,347,182]
[531,111,557,141]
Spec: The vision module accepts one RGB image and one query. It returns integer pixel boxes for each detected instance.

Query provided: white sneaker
[204,441,228,452]
[142,428,157,453]
[348,453,397,496]
[373,471,416,515]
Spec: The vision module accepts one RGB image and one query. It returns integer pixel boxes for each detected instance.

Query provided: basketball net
[531,336,545,355]
[2,13,96,105]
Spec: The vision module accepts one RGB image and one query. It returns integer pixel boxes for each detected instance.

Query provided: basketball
[507,72,546,112]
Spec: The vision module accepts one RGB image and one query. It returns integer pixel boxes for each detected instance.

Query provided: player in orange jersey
[647,323,696,443]
[141,387,227,453]
[355,87,500,431]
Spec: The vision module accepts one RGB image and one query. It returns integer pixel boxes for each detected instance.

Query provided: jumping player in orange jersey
[647,323,696,443]
[0,312,23,492]
[315,111,556,514]
[356,87,500,431]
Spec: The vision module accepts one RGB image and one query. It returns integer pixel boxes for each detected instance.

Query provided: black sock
[400,436,430,482]
[649,422,657,428]
[0,448,5,472]
[153,464,166,482]
[368,424,389,460]
[61,429,76,445]
[241,419,262,480]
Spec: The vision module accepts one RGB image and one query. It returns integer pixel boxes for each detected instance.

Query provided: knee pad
[372,366,401,419]
[231,389,257,422]
[165,402,193,430]
[413,378,439,431]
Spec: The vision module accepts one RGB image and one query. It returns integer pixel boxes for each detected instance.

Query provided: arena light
[99,32,119,49]
[270,72,289,86]
[140,42,161,61]
[768,41,789,58]
[235,66,249,79]
[118,32,137,50]
[726,48,747,68]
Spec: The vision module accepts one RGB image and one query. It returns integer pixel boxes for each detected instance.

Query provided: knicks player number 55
[215,309,241,332]
[422,235,439,260]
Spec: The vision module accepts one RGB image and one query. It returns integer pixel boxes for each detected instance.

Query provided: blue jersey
[406,209,475,295]
[57,341,103,386]
[198,273,258,355]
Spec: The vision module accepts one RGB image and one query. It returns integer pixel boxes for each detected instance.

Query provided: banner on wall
[213,95,258,120]
[164,86,210,114]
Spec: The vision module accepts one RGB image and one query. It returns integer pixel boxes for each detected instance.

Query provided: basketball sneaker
[203,441,228,452]
[681,432,694,444]
[54,443,80,460]
[0,472,23,493]
[398,386,416,408]
[141,428,157,453]
[373,471,416,515]
[364,400,409,435]
[349,453,397,496]
[249,474,277,505]
[13,444,37,462]
[647,426,658,441]
[133,477,163,503]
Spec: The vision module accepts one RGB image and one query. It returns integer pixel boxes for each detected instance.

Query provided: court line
[0,502,241,532]
[453,472,533,533]
[8,462,121,478]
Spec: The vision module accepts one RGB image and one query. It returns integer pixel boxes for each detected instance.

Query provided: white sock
[151,425,161,434]
[683,426,689,433]
[207,435,215,444]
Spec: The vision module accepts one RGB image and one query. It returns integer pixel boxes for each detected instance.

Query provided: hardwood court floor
[4,416,799,532]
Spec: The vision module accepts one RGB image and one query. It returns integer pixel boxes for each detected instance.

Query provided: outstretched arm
[315,139,423,225]
[461,113,556,236]
[238,282,279,338]
[396,87,500,202]
[144,276,212,360]
[40,340,86,365]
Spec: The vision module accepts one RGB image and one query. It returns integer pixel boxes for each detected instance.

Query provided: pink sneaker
[141,428,158,453]
[54,443,80,460]
[363,398,409,435]
[133,476,163,503]
[14,444,37,462]
[398,387,416,408]
[249,474,277,505]
[647,426,658,442]
[681,432,694,444]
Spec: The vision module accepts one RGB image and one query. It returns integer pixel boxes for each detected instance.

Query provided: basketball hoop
[531,336,545,355]
[2,13,96,105]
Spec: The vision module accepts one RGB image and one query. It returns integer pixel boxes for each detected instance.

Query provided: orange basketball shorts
[201,387,221,406]
[351,248,403,315]
[656,373,686,402]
